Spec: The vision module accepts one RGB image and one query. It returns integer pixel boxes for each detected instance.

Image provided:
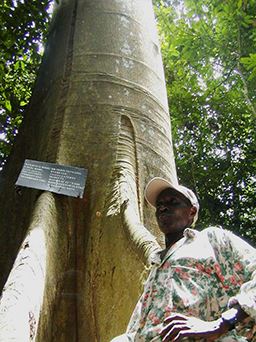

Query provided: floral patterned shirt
[125,227,256,341]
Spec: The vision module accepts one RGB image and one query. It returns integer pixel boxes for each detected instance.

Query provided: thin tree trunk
[0,0,177,341]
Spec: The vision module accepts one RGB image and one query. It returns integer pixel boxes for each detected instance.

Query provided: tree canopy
[154,0,256,242]
[0,0,52,165]
[1,0,255,243]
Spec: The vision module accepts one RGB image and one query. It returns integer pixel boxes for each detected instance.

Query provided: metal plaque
[16,159,88,198]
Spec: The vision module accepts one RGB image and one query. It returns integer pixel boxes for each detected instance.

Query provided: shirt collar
[151,228,198,265]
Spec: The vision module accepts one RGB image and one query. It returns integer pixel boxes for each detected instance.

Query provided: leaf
[240,53,256,70]
[5,100,12,112]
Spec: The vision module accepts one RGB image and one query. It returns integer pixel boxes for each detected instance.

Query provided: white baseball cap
[145,177,199,225]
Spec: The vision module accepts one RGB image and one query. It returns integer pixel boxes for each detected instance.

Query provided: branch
[236,63,256,117]
[121,198,161,265]
[236,25,256,117]
[106,114,161,265]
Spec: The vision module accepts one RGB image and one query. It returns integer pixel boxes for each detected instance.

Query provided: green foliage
[0,0,52,167]
[241,53,256,80]
[154,0,256,243]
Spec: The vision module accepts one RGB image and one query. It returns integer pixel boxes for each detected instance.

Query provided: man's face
[155,188,195,235]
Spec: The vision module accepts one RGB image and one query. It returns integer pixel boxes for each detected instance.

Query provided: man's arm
[220,304,249,331]
[160,304,249,342]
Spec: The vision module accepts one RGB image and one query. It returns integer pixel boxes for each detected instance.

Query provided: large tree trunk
[0,0,177,341]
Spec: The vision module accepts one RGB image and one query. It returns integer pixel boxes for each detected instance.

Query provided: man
[111,177,256,341]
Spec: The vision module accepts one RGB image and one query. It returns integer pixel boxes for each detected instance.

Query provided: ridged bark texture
[0,0,177,341]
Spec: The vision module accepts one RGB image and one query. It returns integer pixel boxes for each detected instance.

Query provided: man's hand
[160,313,229,341]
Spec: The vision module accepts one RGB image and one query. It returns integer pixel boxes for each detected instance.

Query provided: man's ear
[190,206,197,219]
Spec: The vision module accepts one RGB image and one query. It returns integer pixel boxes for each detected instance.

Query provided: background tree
[0,0,52,166]
[154,0,256,242]
[0,0,176,340]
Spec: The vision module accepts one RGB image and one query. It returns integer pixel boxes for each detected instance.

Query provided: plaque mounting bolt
[96,211,102,218]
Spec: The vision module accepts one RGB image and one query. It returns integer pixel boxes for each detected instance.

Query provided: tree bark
[0,0,177,341]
